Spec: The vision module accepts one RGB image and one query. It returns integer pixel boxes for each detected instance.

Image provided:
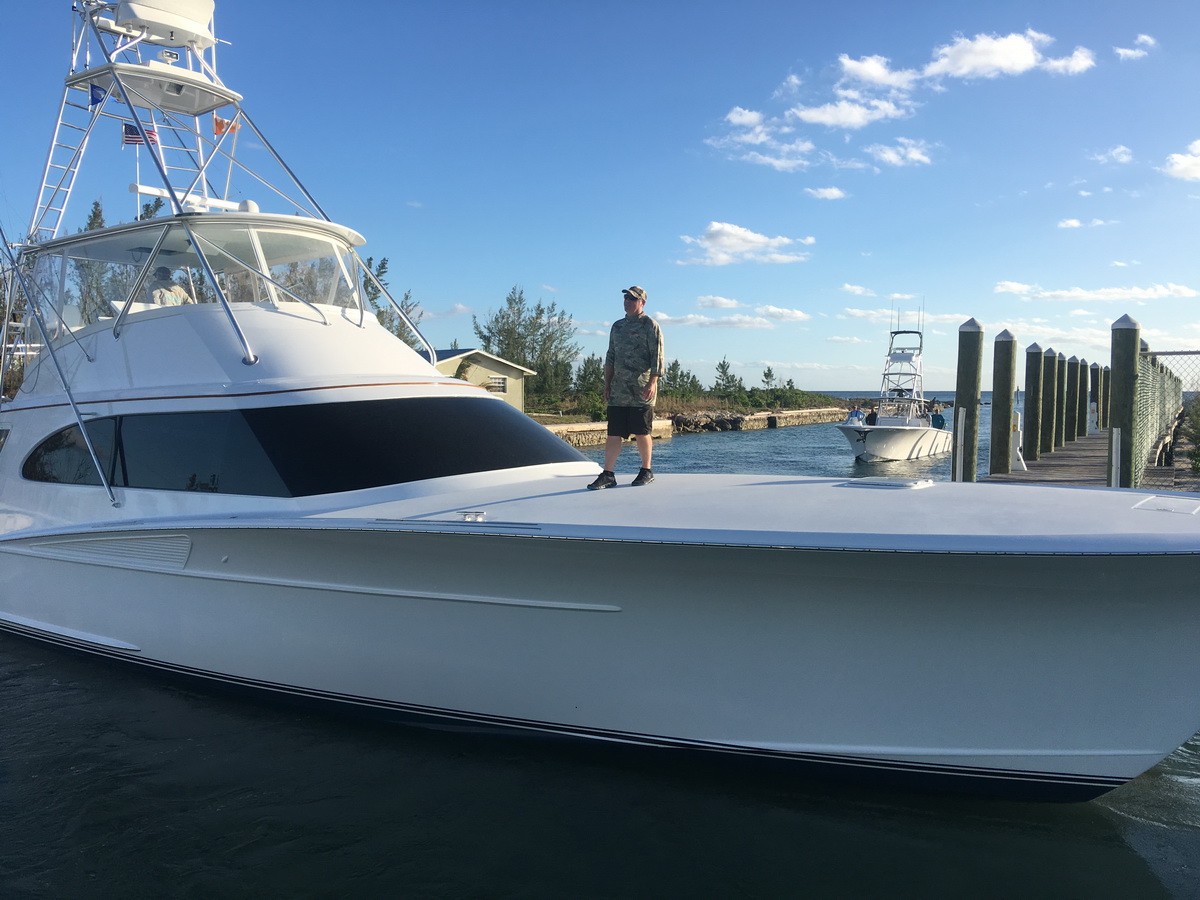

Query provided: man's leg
[634,433,653,469]
[602,435,624,471]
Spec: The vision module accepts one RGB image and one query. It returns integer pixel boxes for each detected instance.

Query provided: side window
[113,411,289,496]
[22,419,116,485]
[0,428,9,454]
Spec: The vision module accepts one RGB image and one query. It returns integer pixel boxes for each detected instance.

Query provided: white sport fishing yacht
[2,1,1200,802]
[835,329,953,461]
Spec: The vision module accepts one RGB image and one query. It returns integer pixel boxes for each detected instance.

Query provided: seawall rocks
[545,408,845,447]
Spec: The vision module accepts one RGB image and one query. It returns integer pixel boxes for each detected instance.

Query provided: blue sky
[3,1,1198,390]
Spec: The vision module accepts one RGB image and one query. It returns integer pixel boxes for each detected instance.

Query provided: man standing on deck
[587,285,665,489]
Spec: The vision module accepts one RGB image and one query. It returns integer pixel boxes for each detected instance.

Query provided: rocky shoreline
[546,407,846,448]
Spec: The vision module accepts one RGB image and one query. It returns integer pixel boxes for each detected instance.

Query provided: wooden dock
[983,428,1200,492]
[983,430,1112,487]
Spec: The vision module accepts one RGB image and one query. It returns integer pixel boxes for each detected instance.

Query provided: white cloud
[841,284,876,296]
[1041,47,1096,75]
[1092,145,1133,164]
[1057,218,1082,228]
[1162,140,1200,181]
[677,221,812,266]
[656,312,774,329]
[1079,190,1092,196]
[1115,46,1147,61]
[828,336,868,343]
[1069,309,1092,317]
[788,98,910,129]
[756,305,812,322]
[995,281,1038,295]
[997,282,1197,302]
[923,30,1094,80]
[771,74,803,100]
[1037,283,1198,302]
[1116,34,1157,60]
[838,54,920,90]
[865,137,932,166]
[725,106,764,128]
[805,186,846,199]
[424,302,471,320]
[888,293,916,300]
[697,295,743,308]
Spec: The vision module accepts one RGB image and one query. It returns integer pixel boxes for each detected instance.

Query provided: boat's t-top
[1,0,428,404]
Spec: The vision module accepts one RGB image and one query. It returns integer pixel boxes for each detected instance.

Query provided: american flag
[122,123,158,146]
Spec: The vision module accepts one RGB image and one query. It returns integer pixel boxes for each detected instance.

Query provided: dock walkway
[983,428,1200,492]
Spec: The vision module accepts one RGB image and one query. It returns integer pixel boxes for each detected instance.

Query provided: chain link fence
[1136,350,1199,491]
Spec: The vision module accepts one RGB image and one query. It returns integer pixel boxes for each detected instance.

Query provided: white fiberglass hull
[836,423,954,461]
[2,474,1199,801]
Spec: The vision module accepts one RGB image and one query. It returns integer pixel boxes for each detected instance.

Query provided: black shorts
[607,405,654,438]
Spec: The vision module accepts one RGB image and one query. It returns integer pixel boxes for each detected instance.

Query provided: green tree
[762,366,777,389]
[75,200,111,324]
[472,286,581,401]
[573,354,605,395]
[661,359,702,399]
[363,256,425,350]
[139,197,165,220]
[711,356,745,395]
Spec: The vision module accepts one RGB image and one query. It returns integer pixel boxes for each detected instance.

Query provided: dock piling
[952,318,984,482]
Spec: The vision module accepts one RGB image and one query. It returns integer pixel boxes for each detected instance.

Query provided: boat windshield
[25,216,366,338]
[21,396,587,497]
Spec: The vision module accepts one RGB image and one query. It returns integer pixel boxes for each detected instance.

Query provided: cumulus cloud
[656,312,774,329]
[725,106,764,128]
[924,30,1094,79]
[996,281,1197,302]
[805,186,846,199]
[838,54,920,90]
[995,281,1038,295]
[828,335,869,343]
[697,295,743,308]
[1162,140,1200,181]
[1092,145,1133,164]
[841,284,876,296]
[709,27,1098,177]
[756,305,812,322]
[888,293,916,300]
[1058,218,1082,228]
[788,98,910,129]
[772,74,803,99]
[865,137,932,166]
[677,221,813,266]
[1115,34,1157,60]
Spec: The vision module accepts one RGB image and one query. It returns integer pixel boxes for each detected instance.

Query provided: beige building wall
[433,350,536,412]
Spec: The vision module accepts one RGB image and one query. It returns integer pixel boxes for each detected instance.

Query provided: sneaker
[587,470,617,490]
[631,468,654,486]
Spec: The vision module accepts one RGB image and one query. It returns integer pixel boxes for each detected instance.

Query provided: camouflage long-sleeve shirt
[605,313,664,407]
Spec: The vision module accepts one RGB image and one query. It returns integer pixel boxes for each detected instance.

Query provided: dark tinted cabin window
[23,397,584,497]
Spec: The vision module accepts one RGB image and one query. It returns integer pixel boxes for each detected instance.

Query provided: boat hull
[2,522,1196,800]
[836,423,954,461]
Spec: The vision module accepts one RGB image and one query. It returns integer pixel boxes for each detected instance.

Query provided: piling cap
[995,329,1016,342]
[1068,355,1078,363]
[1112,313,1140,330]
[959,317,984,332]
[1044,347,1056,357]
[1026,342,1042,353]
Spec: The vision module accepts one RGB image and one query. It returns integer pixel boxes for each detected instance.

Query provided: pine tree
[472,286,581,401]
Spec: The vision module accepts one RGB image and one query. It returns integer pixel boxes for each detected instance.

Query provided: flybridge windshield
[29,216,367,333]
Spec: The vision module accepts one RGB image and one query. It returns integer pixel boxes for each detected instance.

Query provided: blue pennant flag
[89,83,107,107]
